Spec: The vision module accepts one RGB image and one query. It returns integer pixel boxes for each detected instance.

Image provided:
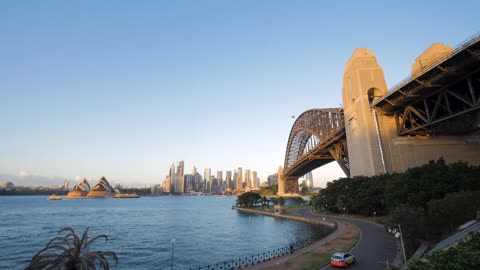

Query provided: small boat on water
[48,194,63,200]
[113,193,140,199]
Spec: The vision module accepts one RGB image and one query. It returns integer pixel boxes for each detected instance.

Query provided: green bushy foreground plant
[407,232,480,270]
[26,227,118,270]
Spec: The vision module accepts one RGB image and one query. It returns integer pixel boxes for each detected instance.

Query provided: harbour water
[0,196,325,269]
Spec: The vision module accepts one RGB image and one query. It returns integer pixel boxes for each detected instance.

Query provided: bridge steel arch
[281,108,349,194]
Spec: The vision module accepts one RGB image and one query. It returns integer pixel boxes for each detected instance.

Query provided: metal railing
[177,226,335,270]
[375,32,480,105]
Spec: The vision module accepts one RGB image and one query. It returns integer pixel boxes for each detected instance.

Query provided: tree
[236,192,262,208]
[299,183,309,195]
[26,227,118,270]
[259,184,278,196]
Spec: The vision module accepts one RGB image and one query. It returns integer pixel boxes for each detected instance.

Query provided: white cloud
[18,170,32,177]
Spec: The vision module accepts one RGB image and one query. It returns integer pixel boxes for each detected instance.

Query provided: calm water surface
[0,196,324,269]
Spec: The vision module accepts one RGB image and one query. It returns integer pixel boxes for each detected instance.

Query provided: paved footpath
[243,209,400,270]
[243,221,348,270]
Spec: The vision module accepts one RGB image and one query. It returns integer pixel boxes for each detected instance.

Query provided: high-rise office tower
[305,171,313,190]
[192,166,197,175]
[163,176,170,192]
[184,174,194,192]
[225,171,232,189]
[174,161,185,193]
[167,163,176,193]
[216,171,223,187]
[267,173,278,186]
[204,168,211,192]
[236,167,243,191]
[252,171,258,188]
[232,171,238,189]
[193,172,202,191]
[245,169,251,191]
[63,179,69,190]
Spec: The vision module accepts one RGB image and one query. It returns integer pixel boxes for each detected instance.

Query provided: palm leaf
[26,226,118,270]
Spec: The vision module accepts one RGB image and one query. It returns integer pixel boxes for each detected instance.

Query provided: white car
[330,252,355,268]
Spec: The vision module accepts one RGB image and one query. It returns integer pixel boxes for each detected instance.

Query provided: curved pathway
[242,208,400,270]
[300,210,399,270]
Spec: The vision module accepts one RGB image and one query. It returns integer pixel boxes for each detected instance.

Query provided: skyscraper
[216,171,223,187]
[184,174,194,192]
[174,161,185,193]
[305,171,314,190]
[252,171,258,189]
[267,173,278,186]
[236,167,243,191]
[167,163,175,193]
[193,172,202,191]
[225,171,232,189]
[204,168,211,192]
[245,169,251,191]
[232,171,238,189]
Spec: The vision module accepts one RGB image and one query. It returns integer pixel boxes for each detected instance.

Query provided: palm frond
[26,227,118,270]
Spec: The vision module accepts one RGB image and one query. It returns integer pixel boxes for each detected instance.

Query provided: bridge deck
[374,33,480,114]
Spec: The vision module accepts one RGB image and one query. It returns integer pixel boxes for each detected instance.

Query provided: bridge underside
[374,35,480,136]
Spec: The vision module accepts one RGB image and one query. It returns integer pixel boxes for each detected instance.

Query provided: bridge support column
[342,48,395,176]
[285,177,299,195]
[277,166,286,196]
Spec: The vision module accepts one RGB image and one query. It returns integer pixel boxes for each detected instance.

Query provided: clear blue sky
[1,1,478,187]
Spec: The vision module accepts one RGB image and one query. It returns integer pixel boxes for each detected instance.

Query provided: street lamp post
[322,217,326,243]
[398,224,407,268]
[170,238,176,270]
[389,224,407,268]
[373,211,376,223]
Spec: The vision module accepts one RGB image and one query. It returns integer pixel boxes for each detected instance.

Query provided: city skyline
[1,1,478,188]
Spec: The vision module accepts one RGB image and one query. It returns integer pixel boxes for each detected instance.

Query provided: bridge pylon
[342,48,395,176]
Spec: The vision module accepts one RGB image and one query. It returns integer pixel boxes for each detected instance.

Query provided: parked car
[330,252,355,268]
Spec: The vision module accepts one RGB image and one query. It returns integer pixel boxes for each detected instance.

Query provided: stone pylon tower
[277,166,286,196]
[342,48,392,176]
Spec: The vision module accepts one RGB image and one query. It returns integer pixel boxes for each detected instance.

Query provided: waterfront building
[204,168,211,192]
[184,174,194,192]
[174,161,185,193]
[305,171,314,190]
[225,171,232,189]
[151,184,161,195]
[193,172,202,191]
[87,176,114,198]
[63,179,69,190]
[164,176,170,192]
[244,169,251,191]
[1,181,15,191]
[232,171,238,189]
[236,167,243,191]
[168,163,175,193]
[212,177,218,190]
[252,171,258,189]
[267,173,278,186]
[217,171,223,188]
[66,179,91,198]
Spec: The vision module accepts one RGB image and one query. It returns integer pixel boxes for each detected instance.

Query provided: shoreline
[233,206,336,229]
[233,206,359,270]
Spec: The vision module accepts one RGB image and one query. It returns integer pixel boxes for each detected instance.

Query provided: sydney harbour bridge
[278,33,480,195]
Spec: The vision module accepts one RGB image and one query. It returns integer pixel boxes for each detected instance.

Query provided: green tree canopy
[236,192,262,208]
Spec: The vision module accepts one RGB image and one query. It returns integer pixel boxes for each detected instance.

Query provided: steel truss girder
[283,108,348,179]
[396,73,480,136]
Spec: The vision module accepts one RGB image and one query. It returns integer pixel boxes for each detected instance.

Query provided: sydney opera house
[65,176,115,198]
